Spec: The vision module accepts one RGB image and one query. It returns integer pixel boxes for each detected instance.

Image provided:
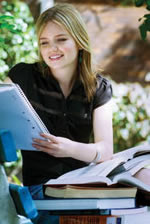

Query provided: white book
[111,206,148,215]
[0,83,49,150]
[120,209,150,224]
[34,197,135,210]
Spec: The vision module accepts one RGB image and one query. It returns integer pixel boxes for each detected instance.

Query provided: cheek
[63,44,78,57]
[40,48,44,56]
[40,48,47,60]
[62,45,72,52]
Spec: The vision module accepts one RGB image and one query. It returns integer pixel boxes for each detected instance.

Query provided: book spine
[59,215,121,224]
[49,209,111,216]
[107,217,122,224]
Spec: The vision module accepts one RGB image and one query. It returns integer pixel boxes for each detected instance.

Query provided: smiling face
[39,21,79,73]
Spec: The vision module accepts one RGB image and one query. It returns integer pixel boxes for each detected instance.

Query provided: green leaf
[0,37,4,42]
[145,18,150,31]
[0,42,7,48]
[134,0,145,7]
[146,0,150,7]
[0,22,21,34]
[146,5,150,10]
[144,14,150,19]
[139,23,147,40]
[12,175,22,185]
[0,23,12,28]
[0,15,14,21]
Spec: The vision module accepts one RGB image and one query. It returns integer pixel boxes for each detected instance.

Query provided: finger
[32,137,59,150]
[32,143,56,155]
[40,133,59,144]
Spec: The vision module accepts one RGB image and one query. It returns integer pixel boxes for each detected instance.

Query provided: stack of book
[34,144,150,223]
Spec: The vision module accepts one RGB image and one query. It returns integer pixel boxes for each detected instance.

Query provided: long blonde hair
[36,3,97,101]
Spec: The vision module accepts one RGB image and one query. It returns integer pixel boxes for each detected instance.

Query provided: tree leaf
[145,18,150,31]
[146,5,150,10]
[146,0,150,7]
[0,22,21,34]
[139,23,147,40]
[144,14,150,19]
[0,37,4,42]
[134,0,145,7]
[0,15,14,22]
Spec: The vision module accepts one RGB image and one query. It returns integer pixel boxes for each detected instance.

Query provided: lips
[49,54,63,61]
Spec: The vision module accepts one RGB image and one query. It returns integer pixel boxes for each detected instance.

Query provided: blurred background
[0,0,150,184]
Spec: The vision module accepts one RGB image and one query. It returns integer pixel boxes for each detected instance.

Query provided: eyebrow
[40,34,68,40]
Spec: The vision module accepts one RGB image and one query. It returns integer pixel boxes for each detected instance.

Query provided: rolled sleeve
[93,75,113,109]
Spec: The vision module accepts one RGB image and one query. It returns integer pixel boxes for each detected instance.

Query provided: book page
[45,158,127,186]
[124,154,150,170]
[110,154,150,176]
[46,175,112,185]
[128,159,150,176]
[55,157,125,180]
[112,172,150,192]
[113,144,150,161]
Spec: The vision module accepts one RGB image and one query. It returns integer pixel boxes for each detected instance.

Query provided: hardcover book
[46,206,148,216]
[44,184,137,199]
[59,215,121,224]
[34,197,135,210]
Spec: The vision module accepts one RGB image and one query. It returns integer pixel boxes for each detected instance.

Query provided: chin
[49,62,68,70]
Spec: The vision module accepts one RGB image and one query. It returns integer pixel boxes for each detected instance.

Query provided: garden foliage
[112,81,150,153]
[0,0,38,80]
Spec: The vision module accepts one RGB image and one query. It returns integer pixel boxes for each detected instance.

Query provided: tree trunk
[40,0,54,13]
[20,0,40,21]
[19,0,54,21]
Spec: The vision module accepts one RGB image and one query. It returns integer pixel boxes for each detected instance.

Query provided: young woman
[5,3,113,223]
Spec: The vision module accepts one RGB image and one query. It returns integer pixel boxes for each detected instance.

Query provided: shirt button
[84,113,88,118]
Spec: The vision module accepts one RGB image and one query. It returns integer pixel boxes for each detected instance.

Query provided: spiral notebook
[0,83,50,150]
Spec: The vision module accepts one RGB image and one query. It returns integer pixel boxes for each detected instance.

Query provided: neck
[50,66,77,98]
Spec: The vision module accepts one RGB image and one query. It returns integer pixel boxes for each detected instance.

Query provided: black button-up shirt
[8,62,112,186]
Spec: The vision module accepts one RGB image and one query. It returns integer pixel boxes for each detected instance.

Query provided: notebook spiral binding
[16,84,49,134]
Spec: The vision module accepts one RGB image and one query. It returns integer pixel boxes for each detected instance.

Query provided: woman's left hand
[32,133,74,157]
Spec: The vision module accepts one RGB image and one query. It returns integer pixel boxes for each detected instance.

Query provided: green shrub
[0,0,38,81]
[112,81,150,153]
[0,0,38,183]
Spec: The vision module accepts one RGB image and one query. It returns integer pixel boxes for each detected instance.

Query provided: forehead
[40,21,70,38]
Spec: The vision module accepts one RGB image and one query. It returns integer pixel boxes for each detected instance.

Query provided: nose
[49,43,58,52]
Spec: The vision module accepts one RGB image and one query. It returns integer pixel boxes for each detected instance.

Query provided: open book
[0,83,49,150]
[44,144,150,195]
